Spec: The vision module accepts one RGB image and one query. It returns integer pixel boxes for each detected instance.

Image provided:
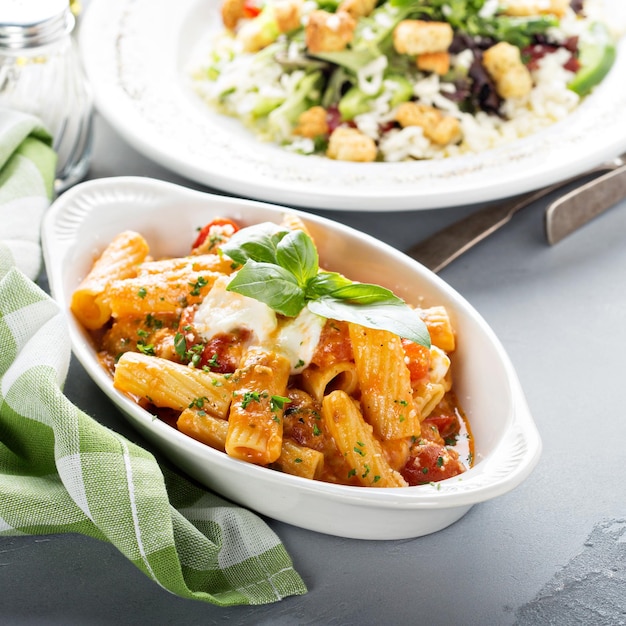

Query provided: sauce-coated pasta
[72,215,473,487]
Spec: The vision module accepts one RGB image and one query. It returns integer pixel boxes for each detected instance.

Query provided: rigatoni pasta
[71,231,149,329]
[74,216,473,487]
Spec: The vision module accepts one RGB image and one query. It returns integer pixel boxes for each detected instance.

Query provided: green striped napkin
[0,109,307,605]
[0,109,56,280]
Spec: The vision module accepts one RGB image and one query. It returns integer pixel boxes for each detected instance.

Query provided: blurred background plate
[79,0,626,211]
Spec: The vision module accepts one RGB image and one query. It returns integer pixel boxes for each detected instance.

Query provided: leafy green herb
[174,332,204,367]
[174,332,187,358]
[270,395,291,411]
[241,391,263,409]
[189,275,209,297]
[189,396,208,409]
[137,287,147,299]
[207,353,220,368]
[145,314,163,329]
[136,341,155,356]
[220,223,431,347]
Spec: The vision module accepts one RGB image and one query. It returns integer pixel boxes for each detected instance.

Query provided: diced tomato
[401,338,431,382]
[199,329,250,373]
[242,1,262,18]
[310,320,353,368]
[401,441,465,485]
[423,413,458,440]
[192,217,240,250]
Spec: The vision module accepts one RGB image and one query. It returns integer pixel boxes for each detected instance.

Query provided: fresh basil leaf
[306,271,353,297]
[327,281,404,305]
[220,222,288,266]
[276,229,319,286]
[308,297,431,347]
[227,260,305,317]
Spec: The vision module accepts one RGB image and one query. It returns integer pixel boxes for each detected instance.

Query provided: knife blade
[544,163,626,245]
[405,190,548,273]
[405,156,626,273]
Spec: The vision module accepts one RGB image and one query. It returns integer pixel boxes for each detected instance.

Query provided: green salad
[192,0,618,162]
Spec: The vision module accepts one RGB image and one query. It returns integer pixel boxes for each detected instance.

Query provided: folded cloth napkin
[0,109,307,605]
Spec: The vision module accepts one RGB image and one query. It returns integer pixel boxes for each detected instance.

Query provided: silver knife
[545,163,626,245]
[406,155,626,273]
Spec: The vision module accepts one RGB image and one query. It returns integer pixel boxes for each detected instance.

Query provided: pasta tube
[105,270,220,318]
[71,231,149,329]
[136,254,234,277]
[348,323,420,440]
[321,390,407,488]
[177,408,229,450]
[225,348,291,465]
[271,439,325,480]
[300,361,358,403]
[419,305,456,353]
[114,351,233,416]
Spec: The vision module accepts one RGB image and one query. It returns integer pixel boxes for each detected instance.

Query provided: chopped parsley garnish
[174,332,187,358]
[144,314,163,329]
[189,396,208,409]
[241,391,263,409]
[270,395,291,411]
[189,275,209,297]
[136,341,155,356]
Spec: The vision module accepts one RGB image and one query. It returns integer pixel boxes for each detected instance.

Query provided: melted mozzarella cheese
[276,306,325,373]
[193,275,324,373]
[429,345,451,384]
[193,275,278,342]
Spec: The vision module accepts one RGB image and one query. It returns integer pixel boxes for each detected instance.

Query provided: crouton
[221,0,246,30]
[326,127,377,162]
[393,20,454,56]
[395,102,461,145]
[416,51,451,75]
[338,0,378,20]
[293,106,329,138]
[499,0,569,18]
[482,41,533,99]
[275,0,302,33]
[305,10,356,54]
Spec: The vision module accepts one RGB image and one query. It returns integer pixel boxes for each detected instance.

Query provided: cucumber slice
[568,22,617,97]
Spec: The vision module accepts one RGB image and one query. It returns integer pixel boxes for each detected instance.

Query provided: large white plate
[79,0,626,211]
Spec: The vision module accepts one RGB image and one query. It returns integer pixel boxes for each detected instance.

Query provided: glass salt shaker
[0,0,93,194]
